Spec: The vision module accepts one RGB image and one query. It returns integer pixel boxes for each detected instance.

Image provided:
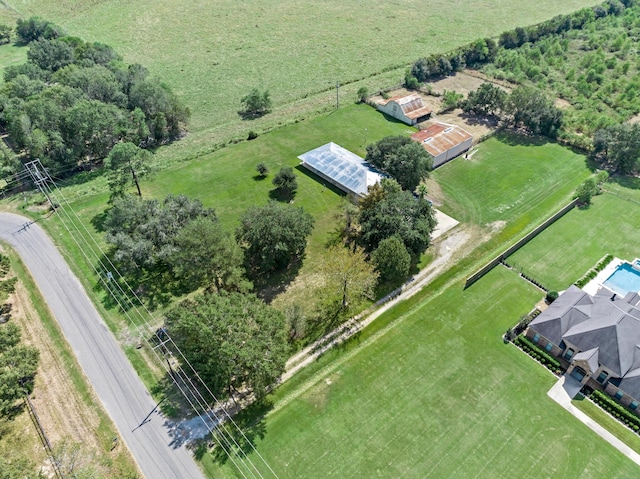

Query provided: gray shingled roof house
[527,285,640,410]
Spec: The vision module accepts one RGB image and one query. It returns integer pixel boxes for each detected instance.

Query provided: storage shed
[375,93,432,125]
[411,123,473,168]
[298,143,383,198]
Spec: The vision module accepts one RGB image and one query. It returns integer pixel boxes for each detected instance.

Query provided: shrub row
[519,272,548,292]
[591,389,640,433]
[514,335,561,374]
[575,254,614,288]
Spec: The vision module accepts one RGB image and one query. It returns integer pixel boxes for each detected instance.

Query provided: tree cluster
[0,252,39,419]
[593,123,640,173]
[0,18,189,176]
[165,291,289,399]
[408,2,625,86]
[358,179,436,259]
[236,201,314,274]
[365,136,432,192]
[240,88,271,119]
[462,83,562,137]
[575,170,609,206]
[105,194,215,274]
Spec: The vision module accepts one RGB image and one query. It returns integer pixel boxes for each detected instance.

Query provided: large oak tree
[165,291,289,399]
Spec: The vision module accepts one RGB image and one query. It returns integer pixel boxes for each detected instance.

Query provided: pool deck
[582,257,624,296]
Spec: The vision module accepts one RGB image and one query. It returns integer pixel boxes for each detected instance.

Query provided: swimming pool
[603,262,640,297]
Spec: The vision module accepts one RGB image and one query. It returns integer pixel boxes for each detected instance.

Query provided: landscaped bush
[575,254,614,287]
[505,309,541,340]
[590,390,640,433]
[514,335,561,373]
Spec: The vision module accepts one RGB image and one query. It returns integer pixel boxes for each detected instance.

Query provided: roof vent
[423,137,433,143]
[444,127,453,133]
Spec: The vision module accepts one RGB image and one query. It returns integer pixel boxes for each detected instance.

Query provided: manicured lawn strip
[432,133,592,225]
[6,247,137,472]
[4,0,597,160]
[508,192,640,291]
[573,397,640,455]
[207,266,638,478]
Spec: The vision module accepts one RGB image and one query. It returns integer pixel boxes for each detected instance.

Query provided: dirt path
[282,225,472,381]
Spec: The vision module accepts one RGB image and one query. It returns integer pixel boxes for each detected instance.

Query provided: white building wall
[376,101,414,125]
[432,137,473,168]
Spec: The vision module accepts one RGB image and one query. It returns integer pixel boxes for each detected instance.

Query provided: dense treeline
[408,0,640,171]
[0,17,189,177]
[408,1,631,86]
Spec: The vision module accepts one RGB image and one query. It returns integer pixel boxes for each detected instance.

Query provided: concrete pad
[432,209,459,240]
[547,374,582,407]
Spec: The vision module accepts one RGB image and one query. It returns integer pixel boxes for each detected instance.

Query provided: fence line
[464,198,579,289]
[24,394,65,479]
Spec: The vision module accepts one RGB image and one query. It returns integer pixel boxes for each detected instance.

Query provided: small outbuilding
[411,122,473,168]
[375,93,432,125]
[298,142,383,198]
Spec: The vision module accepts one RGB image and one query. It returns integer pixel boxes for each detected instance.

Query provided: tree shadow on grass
[494,130,551,147]
[268,188,295,203]
[609,175,640,191]
[92,256,189,313]
[205,399,271,466]
[90,209,109,233]
[253,256,304,304]
[252,174,268,182]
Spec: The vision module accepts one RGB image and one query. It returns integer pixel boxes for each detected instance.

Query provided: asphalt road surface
[0,213,204,479]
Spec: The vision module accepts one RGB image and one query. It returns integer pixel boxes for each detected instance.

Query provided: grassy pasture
[205,266,639,478]
[147,104,413,258]
[2,0,599,159]
[507,187,640,292]
[431,133,591,226]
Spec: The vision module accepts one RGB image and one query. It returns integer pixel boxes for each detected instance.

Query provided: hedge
[514,335,561,373]
[590,390,640,433]
[575,254,614,288]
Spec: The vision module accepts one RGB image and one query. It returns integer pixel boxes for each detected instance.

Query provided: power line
[23,160,279,479]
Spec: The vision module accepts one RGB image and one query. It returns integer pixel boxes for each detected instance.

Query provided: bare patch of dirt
[487,220,507,232]
[428,71,509,96]
[629,114,640,124]
[555,98,572,109]
[425,177,445,207]
[430,110,498,140]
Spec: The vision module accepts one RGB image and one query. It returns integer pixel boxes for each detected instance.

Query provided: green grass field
[205,266,638,478]
[147,103,412,258]
[432,133,592,226]
[1,0,598,159]
[507,186,640,291]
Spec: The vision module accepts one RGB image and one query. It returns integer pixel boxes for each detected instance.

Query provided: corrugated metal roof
[411,123,473,157]
[298,143,383,197]
[377,93,432,119]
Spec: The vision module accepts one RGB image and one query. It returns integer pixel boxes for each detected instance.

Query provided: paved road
[0,213,204,479]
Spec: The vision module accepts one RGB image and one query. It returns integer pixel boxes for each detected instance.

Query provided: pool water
[603,263,640,297]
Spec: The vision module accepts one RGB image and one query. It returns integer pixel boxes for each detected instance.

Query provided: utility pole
[24,159,56,210]
[336,81,339,110]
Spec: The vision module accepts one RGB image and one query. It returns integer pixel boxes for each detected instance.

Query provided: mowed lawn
[204,266,639,478]
[508,181,640,292]
[3,0,598,157]
[146,104,413,258]
[432,133,592,227]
